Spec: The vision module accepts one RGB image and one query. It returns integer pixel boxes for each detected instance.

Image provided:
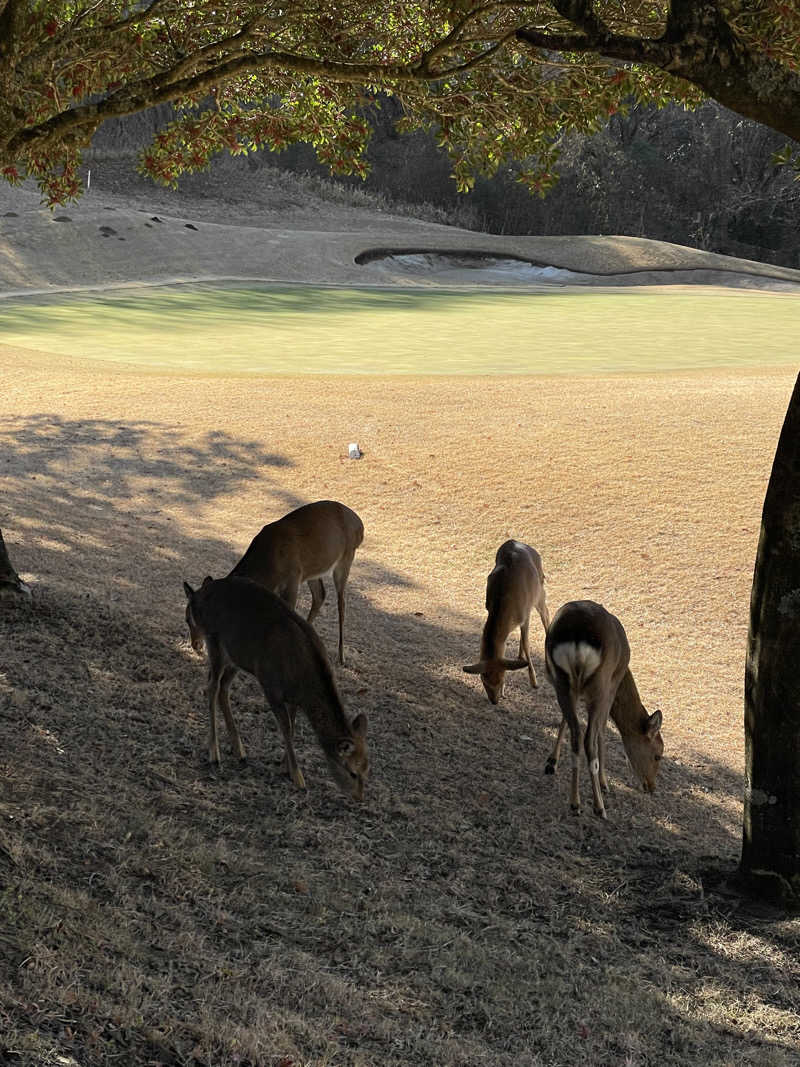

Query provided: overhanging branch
[515,24,673,67]
[3,47,453,157]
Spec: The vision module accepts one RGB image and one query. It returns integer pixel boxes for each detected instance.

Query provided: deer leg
[598,728,609,794]
[306,578,326,625]
[545,716,568,775]
[218,666,246,762]
[518,619,537,688]
[270,701,306,790]
[552,675,582,812]
[205,641,224,766]
[333,552,355,666]
[568,721,583,814]
[279,576,302,613]
[277,706,299,773]
[584,696,612,819]
[537,599,551,634]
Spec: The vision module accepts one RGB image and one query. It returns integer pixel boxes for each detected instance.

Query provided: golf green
[0,282,796,374]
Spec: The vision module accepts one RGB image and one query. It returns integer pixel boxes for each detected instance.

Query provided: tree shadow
[0,281,565,329]
[0,412,797,1067]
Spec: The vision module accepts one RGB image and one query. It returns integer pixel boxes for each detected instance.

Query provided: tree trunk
[742,373,800,907]
[0,527,30,601]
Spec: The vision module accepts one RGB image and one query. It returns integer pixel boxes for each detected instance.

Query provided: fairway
[2,339,799,1065]
[0,281,797,373]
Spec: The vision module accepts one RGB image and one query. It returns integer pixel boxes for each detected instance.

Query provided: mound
[2,176,800,294]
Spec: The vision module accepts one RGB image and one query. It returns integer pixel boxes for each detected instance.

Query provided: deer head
[620,707,664,793]
[324,713,369,800]
[463,656,529,705]
[183,577,214,653]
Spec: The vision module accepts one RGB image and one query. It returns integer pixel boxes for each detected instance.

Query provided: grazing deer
[183,575,369,800]
[463,540,551,704]
[0,528,31,602]
[230,500,364,666]
[544,600,663,819]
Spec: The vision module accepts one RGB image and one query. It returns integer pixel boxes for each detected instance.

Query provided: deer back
[483,540,544,654]
[230,500,364,589]
[545,599,629,693]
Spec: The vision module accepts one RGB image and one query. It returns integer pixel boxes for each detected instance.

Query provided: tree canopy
[0,1,798,204]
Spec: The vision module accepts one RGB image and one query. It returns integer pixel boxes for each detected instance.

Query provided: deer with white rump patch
[230,500,363,666]
[463,540,550,705]
[183,575,369,800]
[544,600,664,819]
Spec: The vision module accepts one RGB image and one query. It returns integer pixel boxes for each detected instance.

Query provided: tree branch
[515,24,673,66]
[3,48,430,156]
[516,2,800,144]
[0,0,26,58]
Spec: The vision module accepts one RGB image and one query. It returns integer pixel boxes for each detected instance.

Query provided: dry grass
[1,346,799,1066]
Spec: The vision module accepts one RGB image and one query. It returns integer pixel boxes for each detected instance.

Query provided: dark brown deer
[0,528,30,602]
[544,600,664,819]
[463,540,550,704]
[183,575,369,800]
[230,500,364,666]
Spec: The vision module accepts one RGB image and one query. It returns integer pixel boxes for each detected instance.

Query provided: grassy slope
[0,283,798,374]
[1,341,799,1066]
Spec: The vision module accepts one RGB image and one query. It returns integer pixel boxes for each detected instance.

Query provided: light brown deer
[463,540,550,704]
[544,600,663,819]
[183,575,369,800]
[230,500,364,666]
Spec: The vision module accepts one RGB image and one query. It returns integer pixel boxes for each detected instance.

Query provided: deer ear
[202,575,214,588]
[646,708,663,735]
[183,581,194,600]
[350,713,367,737]
[463,662,487,674]
[500,656,530,671]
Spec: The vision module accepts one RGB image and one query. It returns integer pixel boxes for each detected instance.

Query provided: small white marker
[348,442,362,459]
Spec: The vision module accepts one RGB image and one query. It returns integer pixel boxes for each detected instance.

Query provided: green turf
[0,282,797,374]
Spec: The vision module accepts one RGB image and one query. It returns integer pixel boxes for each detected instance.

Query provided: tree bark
[517,1,800,144]
[742,373,800,907]
[0,527,29,601]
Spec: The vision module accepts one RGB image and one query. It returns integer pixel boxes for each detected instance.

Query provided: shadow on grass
[0,283,559,332]
[0,413,798,1067]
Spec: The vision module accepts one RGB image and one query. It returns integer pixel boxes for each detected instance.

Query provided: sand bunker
[2,179,800,295]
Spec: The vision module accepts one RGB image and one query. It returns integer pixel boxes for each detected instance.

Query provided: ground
[0,168,799,1066]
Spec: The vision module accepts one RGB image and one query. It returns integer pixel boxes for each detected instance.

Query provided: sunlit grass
[0,282,797,374]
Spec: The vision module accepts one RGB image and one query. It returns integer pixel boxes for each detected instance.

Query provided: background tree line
[90,97,800,269]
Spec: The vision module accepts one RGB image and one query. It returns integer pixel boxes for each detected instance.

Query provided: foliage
[0,1,798,205]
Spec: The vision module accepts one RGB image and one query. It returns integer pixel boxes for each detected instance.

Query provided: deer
[183,575,369,801]
[0,528,31,602]
[544,599,664,819]
[229,500,364,666]
[463,540,551,705]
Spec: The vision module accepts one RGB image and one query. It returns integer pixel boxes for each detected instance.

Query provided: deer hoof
[544,758,556,775]
[570,803,581,815]
[594,806,608,820]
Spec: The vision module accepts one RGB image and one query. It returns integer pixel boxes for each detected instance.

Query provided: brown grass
[1,346,799,1066]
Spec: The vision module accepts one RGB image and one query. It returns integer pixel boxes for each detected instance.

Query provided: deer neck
[609,668,647,737]
[481,608,510,662]
[230,531,278,583]
[301,657,353,750]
